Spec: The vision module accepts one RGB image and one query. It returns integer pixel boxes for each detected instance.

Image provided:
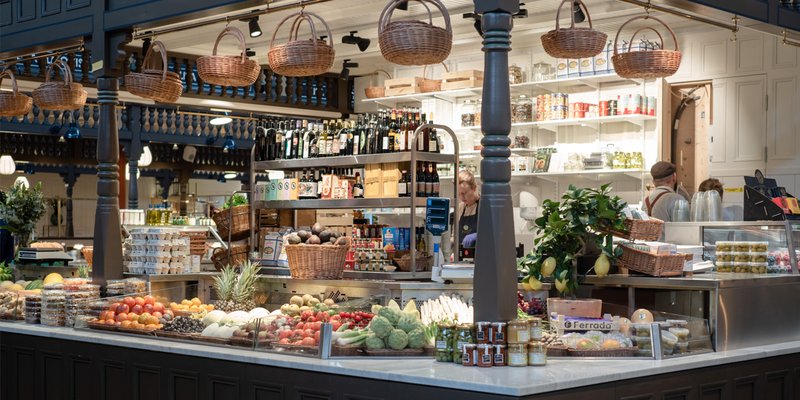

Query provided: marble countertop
[2,322,799,397]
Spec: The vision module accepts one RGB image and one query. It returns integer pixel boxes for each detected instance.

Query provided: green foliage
[0,182,46,242]
[222,194,248,210]
[518,184,626,297]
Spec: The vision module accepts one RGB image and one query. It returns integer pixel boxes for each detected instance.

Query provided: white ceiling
[132,0,730,76]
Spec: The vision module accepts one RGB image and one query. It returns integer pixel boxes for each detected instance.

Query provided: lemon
[541,257,557,277]
[594,253,610,277]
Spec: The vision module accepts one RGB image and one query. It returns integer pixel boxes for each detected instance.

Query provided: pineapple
[213,261,261,312]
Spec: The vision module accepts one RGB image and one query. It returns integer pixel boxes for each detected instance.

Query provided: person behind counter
[698,178,738,220]
[457,170,480,248]
[646,161,689,221]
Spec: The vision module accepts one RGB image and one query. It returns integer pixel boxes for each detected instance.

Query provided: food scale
[17,248,74,265]
[424,197,476,283]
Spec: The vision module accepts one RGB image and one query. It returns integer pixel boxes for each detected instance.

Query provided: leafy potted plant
[0,181,46,250]
[517,184,626,317]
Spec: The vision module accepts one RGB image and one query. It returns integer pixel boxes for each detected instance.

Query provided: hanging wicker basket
[0,69,33,117]
[419,62,449,93]
[378,0,452,66]
[365,69,392,98]
[268,10,335,77]
[197,27,262,87]
[541,0,607,59]
[124,41,183,103]
[611,15,682,79]
[31,59,87,111]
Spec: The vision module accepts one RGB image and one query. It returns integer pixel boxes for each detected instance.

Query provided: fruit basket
[211,244,249,271]
[611,15,682,79]
[267,10,335,77]
[541,0,607,59]
[378,0,452,66]
[197,26,261,87]
[285,244,349,279]
[603,218,664,242]
[0,69,33,117]
[212,204,251,241]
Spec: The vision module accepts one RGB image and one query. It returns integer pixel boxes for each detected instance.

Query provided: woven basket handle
[0,69,20,95]
[554,0,593,30]
[379,0,452,37]
[270,11,333,49]
[212,26,249,63]
[421,62,449,79]
[370,69,392,86]
[143,40,170,82]
[627,27,665,53]
[44,59,73,86]
[614,15,679,56]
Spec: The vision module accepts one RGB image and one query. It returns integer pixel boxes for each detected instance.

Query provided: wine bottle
[283,121,293,159]
[431,163,440,197]
[398,170,408,197]
[353,172,364,198]
[419,113,429,152]
[428,113,439,153]
[416,163,425,197]
[425,162,433,196]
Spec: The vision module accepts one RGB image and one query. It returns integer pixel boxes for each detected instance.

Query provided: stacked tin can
[536,93,569,121]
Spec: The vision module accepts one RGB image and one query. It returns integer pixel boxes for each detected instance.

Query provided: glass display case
[663,221,799,274]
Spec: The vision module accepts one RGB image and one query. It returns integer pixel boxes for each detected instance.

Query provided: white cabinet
[766,72,800,174]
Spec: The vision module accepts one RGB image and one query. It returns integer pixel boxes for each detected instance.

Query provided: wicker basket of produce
[541,0,607,59]
[365,69,391,99]
[268,10,335,77]
[0,69,32,117]
[617,243,691,277]
[212,198,251,241]
[611,15,682,79]
[211,244,249,271]
[378,0,452,66]
[197,27,261,87]
[124,41,183,103]
[604,218,664,242]
[285,243,349,279]
[32,59,87,111]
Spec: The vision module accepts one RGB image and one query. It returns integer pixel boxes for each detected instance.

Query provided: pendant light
[125,163,141,180]
[139,145,153,167]
[0,155,15,175]
[14,176,30,189]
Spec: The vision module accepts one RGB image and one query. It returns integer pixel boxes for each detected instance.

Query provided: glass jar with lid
[528,340,547,366]
[512,95,533,123]
[461,100,476,127]
[507,319,530,344]
[532,62,552,82]
[453,324,475,364]
[529,317,543,341]
[508,343,528,366]
[435,323,456,362]
[509,64,524,84]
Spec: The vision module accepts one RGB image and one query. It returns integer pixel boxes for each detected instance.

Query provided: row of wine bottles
[254,108,441,161]
[286,162,441,200]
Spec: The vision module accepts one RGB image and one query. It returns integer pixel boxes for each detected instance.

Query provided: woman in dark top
[457,170,480,247]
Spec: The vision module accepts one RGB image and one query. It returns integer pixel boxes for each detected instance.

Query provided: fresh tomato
[279,330,292,340]
[332,321,342,331]
[314,331,321,343]
[278,338,290,345]
[301,310,313,320]
[301,337,316,346]
[354,315,362,322]
[303,329,314,337]
[292,329,305,338]
[295,322,305,330]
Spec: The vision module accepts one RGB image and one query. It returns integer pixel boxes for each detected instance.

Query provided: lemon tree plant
[518,184,626,297]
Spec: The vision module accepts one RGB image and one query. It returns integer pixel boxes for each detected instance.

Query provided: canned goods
[608,100,618,116]
[648,96,657,116]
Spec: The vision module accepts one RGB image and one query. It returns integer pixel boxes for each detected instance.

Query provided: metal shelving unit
[248,124,461,277]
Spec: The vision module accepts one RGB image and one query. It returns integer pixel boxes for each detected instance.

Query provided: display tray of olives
[161,316,205,334]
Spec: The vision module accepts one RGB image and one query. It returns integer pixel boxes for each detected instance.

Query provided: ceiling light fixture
[340,59,358,81]
[14,176,29,189]
[223,172,237,179]
[210,109,233,125]
[572,1,586,24]
[0,155,15,175]
[342,31,371,52]
[139,145,153,167]
[248,17,262,38]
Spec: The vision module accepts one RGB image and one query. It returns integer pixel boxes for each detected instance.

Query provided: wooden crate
[384,77,423,96]
[441,70,483,90]
[316,210,354,227]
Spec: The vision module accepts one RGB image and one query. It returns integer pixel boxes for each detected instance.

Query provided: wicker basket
[541,0,607,59]
[379,0,452,66]
[395,254,433,272]
[611,15,682,79]
[365,69,391,98]
[81,246,94,266]
[31,59,87,111]
[197,27,261,87]
[124,41,183,103]
[285,244,349,279]
[617,244,691,277]
[212,204,251,241]
[419,63,449,93]
[604,218,664,242]
[0,69,32,117]
[211,244,249,271]
[268,11,335,77]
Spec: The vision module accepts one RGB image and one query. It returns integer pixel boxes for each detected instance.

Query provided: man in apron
[645,161,685,221]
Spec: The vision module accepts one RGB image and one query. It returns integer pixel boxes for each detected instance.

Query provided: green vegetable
[365,334,385,349]
[337,331,369,346]
[396,313,418,333]
[369,315,394,339]
[387,299,401,312]
[25,280,43,290]
[407,328,427,349]
[377,307,400,326]
[222,194,248,210]
[387,329,409,350]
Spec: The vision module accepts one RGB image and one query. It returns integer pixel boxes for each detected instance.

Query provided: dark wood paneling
[71,357,95,400]
[296,388,333,400]
[251,382,284,400]
[42,353,64,400]
[699,381,727,400]
[103,360,129,400]
[14,348,36,400]
[0,2,10,25]
[66,0,90,10]
[41,0,60,16]
[765,370,790,400]
[733,375,758,400]
[134,366,161,400]
[208,374,240,400]
[169,369,199,400]
[14,0,35,22]
[663,387,694,400]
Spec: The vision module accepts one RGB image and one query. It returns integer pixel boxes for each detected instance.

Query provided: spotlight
[342,31,371,52]
[59,135,66,143]
[463,13,483,36]
[210,109,233,125]
[397,0,408,11]
[223,172,237,179]
[340,59,358,81]
[572,1,585,23]
[245,48,256,57]
[172,143,179,151]
[248,17,262,38]
[142,38,152,57]
[223,137,236,152]
[65,122,81,139]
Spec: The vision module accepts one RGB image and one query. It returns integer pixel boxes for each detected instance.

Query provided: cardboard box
[364,164,383,198]
[267,180,278,200]
[579,57,594,76]
[567,59,580,77]
[556,58,569,78]
[381,162,401,198]
[382,227,398,249]
[333,179,351,199]
[321,174,338,199]
[287,178,299,200]
[595,41,611,74]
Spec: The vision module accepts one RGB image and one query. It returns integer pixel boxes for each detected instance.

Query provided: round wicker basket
[378,0,452,66]
[611,15,682,79]
[0,69,33,117]
[212,204,251,241]
[32,59,87,111]
[211,244,249,271]
[419,63,449,93]
[285,244,349,279]
[541,0,607,59]
[124,41,183,103]
[268,11,335,77]
[197,27,261,87]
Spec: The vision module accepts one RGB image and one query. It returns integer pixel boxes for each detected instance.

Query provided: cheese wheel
[630,308,654,323]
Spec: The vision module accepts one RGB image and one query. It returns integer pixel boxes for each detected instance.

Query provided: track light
[246,48,256,57]
[342,31,371,52]
[572,1,586,23]
[223,137,236,153]
[142,38,152,57]
[340,59,358,81]
[463,13,483,36]
[248,17,262,38]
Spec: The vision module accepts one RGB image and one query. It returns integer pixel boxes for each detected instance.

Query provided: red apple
[143,295,155,305]
[143,304,154,313]
[153,302,165,313]
[131,304,144,315]
[115,313,128,322]
[115,304,130,314]
[123,297,135,308]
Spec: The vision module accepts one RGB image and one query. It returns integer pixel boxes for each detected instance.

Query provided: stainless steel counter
[583,272,800,289]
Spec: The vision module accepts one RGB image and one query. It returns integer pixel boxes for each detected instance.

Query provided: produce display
[162,316,205,334]
[90,295,171,331]
[0,291,23,320]
[361,300,431,353]
[169,297,215,314]
[213,261,260,312]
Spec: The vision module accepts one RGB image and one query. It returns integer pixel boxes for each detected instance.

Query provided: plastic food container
[750,262,767,274]
[634,336,652,350]
[751,241,769,252]
[732,262,750,273]
[715,252,734,262]
[676,341,689,354]
[714,261,733,272]
[731,252,751,263]
[733,242,750,252]
[668,327,690,341]
[715,241,733,252]
[750,252,768,263]
[632,323,651,337]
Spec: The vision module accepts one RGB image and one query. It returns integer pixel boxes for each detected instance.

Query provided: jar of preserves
[512,95,533,123]
[507,319,530,344]
[462,344,477,366]
[461,100,476,127]
[435,323,455,362]
[528,340,547,366]
[507,343,528,367]
[475,321,491,344]
[529,317,543,341]
[509,64,524,84]
[491,321,507,344]
[453,324,475,364]
[476,344,494,367]
[493,344,507,366]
